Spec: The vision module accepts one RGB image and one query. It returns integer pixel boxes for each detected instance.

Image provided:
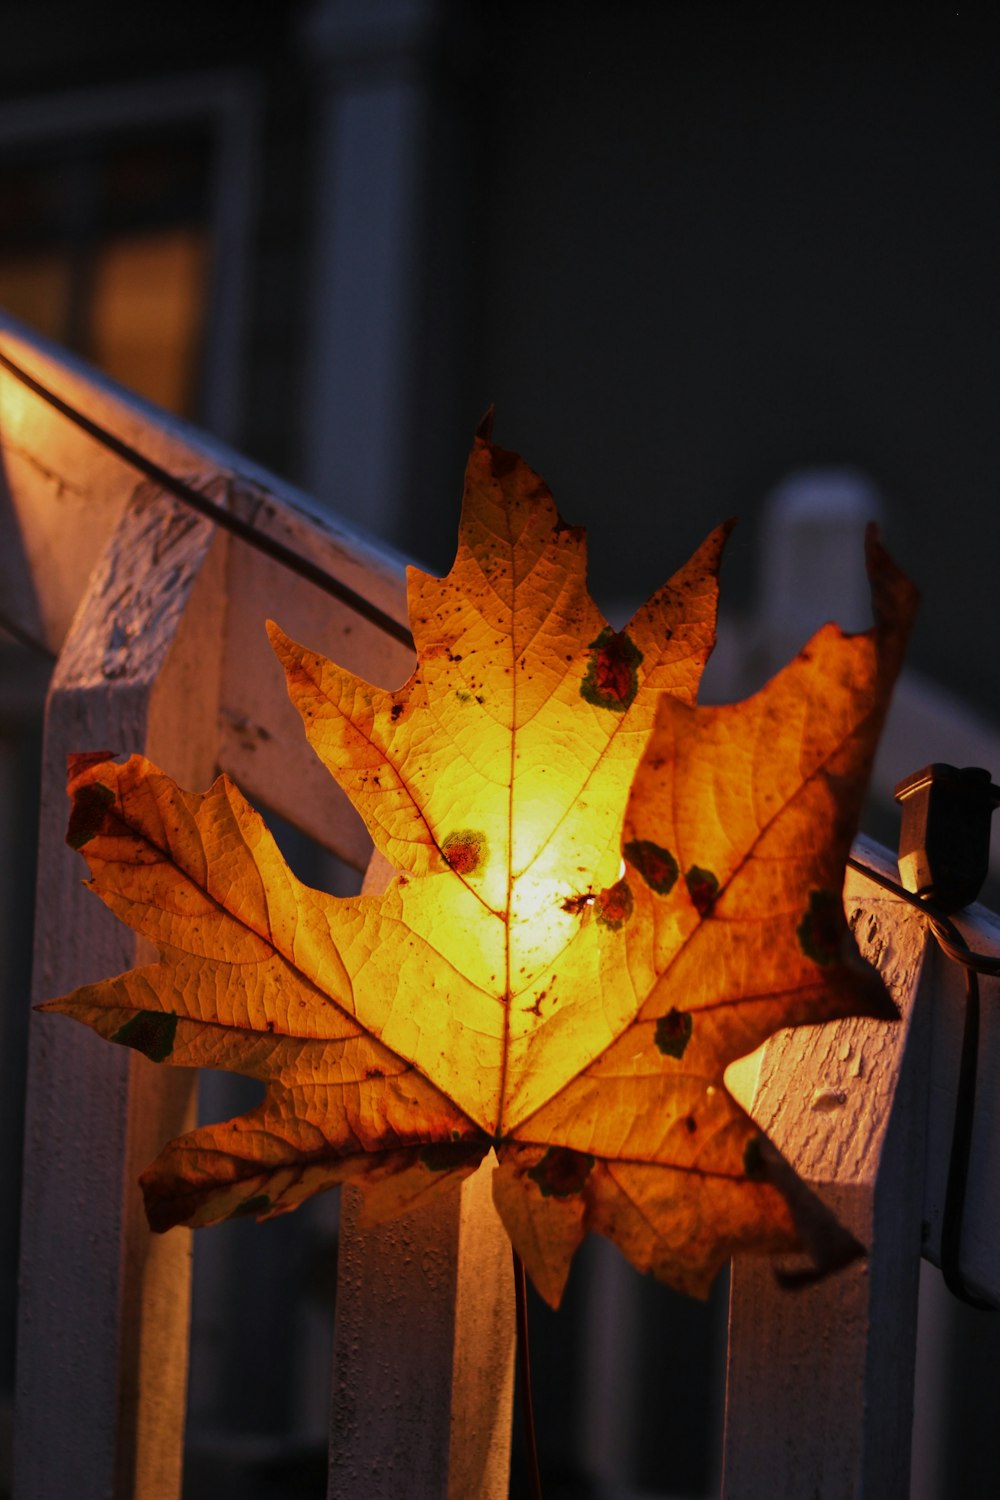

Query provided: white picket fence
[3,311,999,1499]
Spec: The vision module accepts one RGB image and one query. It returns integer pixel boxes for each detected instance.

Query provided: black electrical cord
[933,923,993,1308]
[0,344,416,652]
[847,852,996,1308]
[846,854,1000,974]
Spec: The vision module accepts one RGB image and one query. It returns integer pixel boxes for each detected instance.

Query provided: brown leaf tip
[624,838,679,896]
[581,626,643,713]
[528,1146,594,1199]
[67,749,117,780]
[442,828,488,876]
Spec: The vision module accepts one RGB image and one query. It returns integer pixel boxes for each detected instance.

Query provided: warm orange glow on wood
[43,433,917,1305]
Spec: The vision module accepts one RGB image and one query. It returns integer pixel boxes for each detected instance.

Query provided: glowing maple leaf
[43,432,916,1305]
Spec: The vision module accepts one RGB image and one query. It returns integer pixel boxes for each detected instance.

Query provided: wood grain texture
[218,477,412,867]
[327,853,515,1500]
[0,312,412,864]
[328,1162,515,1500]
[722,841,933,1499]
[15,487,227,1500]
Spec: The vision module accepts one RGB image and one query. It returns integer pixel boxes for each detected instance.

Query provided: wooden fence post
[722,845,933,1498]
[16,483,226,1499]
[327,854,515,1500]
[329,1163,515,1500]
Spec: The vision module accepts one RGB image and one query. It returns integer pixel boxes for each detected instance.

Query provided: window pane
[0,124,212,418]
[91,227,208,415]
[0,252,72,343]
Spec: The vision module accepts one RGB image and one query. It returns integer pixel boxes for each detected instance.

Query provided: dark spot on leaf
[455,689,471,702]
[624,838,679,895]
[111,1010,178,1063]
[797,889,842,965]
[684,1115,697,1134]
[743,1135,767,1181]
[66,781,117,849]
[232,1194,271,1218]
[597,878,633,929]
[420,1142,459,1172]
[685,865,719,916]
[364,1066,385,1079]
[580,626,643,713]
[528,1146,594,1198]
[442,829,487,875]
[654,1009,693,1059]
[420,1141,485,1173]
[390,703,404,721]
[561,891,593,916]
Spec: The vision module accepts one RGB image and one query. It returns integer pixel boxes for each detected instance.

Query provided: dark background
[1,4,998,1497]
[4,2,997,702]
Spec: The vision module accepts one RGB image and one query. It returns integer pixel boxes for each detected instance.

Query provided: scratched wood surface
[0,311,414,866]
[723,836,1000,1497]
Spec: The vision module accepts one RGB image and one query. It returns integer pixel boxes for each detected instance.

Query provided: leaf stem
[513,1248,544,1500]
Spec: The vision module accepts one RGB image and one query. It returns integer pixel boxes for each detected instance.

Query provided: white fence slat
[329,1162,515,1500]
[16,487,227,1500]
[722,848,934,1498]
[327,851,516,1499]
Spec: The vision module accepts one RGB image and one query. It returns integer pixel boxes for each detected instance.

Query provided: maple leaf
[43,432,916,1306]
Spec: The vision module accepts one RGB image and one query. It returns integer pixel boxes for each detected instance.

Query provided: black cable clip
[895,763,1000,913]
[894,764,1000,1308]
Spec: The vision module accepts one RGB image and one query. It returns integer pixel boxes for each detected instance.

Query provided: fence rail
[3,312,999,1499]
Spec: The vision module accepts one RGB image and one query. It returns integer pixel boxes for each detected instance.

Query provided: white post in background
[759,467,885,669]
